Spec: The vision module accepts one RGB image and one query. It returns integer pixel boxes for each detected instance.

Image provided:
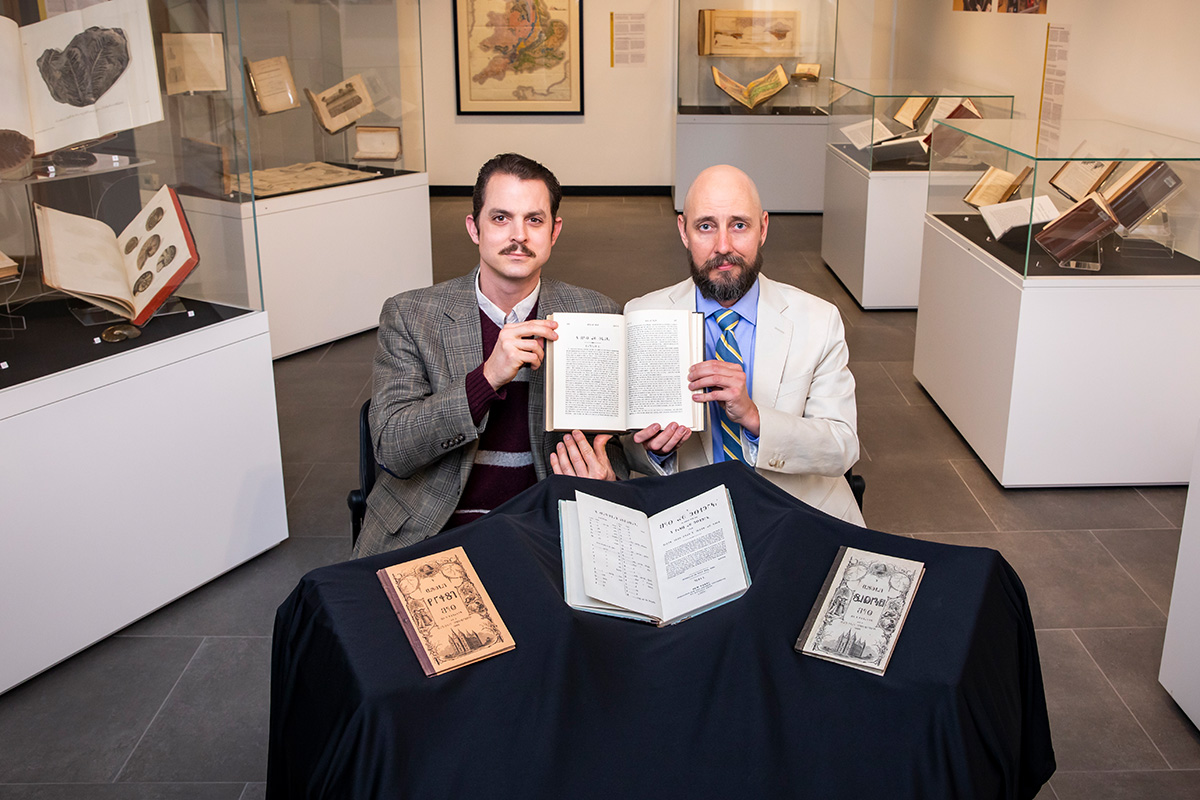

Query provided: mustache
[500,242,535,257]
[701,253,749,272]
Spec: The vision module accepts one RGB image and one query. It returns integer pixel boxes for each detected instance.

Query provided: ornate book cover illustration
[796,546,924,675]
[377,546,515,677]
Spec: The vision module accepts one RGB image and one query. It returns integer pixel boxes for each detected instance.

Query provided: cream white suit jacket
[623,275,865,526]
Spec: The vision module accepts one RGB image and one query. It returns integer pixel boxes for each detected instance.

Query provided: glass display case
[678,0,836,115]
[828,79,1014,171]
[1,0,272,386]
[914,118,1200,489]
[1,0,290,693]
[926,118,1200,278]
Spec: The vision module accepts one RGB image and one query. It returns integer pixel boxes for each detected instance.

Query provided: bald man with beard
[620,165,864,525]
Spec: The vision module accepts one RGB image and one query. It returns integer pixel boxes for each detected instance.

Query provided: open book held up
[36,185,199,326]
[545,310,706,433]
[560,485,750,626]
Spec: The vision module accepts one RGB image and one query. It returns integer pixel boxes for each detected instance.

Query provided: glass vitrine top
[936,118,1200,161]
[831,78,1012,99]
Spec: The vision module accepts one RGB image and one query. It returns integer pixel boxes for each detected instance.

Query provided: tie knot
[715,309,740,332]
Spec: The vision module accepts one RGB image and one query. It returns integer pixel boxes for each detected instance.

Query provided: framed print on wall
[453,0,584,115]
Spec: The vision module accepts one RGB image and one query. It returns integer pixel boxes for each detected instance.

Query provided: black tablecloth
[268,462,1055,799]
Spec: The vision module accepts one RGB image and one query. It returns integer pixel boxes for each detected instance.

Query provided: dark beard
[689,250,763,304]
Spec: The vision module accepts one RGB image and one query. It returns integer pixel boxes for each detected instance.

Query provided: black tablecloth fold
[268,461,1055,799]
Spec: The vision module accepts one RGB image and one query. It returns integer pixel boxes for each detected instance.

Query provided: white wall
[885,0,1200,143]
[419,0,675,186]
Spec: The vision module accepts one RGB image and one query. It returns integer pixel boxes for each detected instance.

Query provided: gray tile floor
[1,195,1197,798]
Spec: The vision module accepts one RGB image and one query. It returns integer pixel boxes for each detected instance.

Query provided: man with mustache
[355,153,623,557]
[620,164,864,525]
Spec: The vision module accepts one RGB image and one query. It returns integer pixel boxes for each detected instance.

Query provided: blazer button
[777,458,786,468]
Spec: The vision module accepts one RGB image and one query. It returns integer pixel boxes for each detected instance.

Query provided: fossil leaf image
[37,26,130,107]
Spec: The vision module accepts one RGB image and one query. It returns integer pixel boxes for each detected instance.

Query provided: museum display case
[675,0,837,212]
[820,80,1013,308]
[913,118,1200,487]
[827,79,1014,171]
[0,0,291,694]
[925,118,1200,278]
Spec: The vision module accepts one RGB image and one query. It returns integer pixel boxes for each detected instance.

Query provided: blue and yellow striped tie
[713,309,744,462]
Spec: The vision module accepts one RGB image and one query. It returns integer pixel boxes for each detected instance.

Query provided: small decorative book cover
[796,546,925,676]
[377,546,514,677]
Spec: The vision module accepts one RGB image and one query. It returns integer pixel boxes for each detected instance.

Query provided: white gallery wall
[848,0,1200,143]
[419,0,1200,186]
[419,0,675,186]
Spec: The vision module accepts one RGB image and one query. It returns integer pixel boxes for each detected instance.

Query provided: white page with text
[650,485,747,623]
[625,308,704,431]
[548,312,627,431]
[576,491,661,619]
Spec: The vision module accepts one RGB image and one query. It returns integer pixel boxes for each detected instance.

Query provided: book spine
[794,545,847,651]
[376,569,437,676]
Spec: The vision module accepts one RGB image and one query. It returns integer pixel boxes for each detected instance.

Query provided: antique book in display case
[820,79,1014,309]
[0,0,286,695]
[914,119,1200,489]
[674,0,838,212]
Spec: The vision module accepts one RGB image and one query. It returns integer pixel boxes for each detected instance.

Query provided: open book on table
[560,484,750,626]
[0,0,162,169]
[545,310,706,433]
[35,184,199,326]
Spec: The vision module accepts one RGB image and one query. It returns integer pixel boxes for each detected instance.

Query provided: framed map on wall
[453,0,583,115]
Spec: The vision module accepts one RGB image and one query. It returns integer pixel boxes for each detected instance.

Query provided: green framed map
[453,0,583,115]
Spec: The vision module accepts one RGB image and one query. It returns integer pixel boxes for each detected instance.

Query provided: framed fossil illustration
[452,0,583,115]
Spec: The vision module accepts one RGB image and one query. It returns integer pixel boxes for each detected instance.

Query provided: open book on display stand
[840,118,901,151]
[963,165,1032,208]
[35,184,199,326]
[244,56,300,114]
[891,96,931,129]
[560,485,750,626]
[1049,156,1119,203]
[162,33,227,95]
[0,0,163,170]
[710,65,789,110]
[545,310,706,433]
[979,194,1059,241]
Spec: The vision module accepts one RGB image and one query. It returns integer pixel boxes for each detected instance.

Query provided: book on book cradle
[35,185,198,326]
[840,118,901,151]
[377,546,515,677]
[544,310,706,433]
[892,96,931,129]
[870,134,929,164]
[922,97,980,136]
[244,56,300,115]
[711,65,789,110]
[924,98,982,154]
[162,33,227,95]
[0,0,162,170]
[560,485,750,627]
[1049,157,1119,203]
[1100,160,1184,231]
[353,125,401,161]
[795,546,924,675]
[791,63,820,82]
[1033,193,1119,263]
[305,74,375,134]
[963,165,1032,207]
[979,194,1059,241]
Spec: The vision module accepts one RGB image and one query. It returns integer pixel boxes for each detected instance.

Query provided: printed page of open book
[624,309,703,432]
[980,194,1059,240]
[576,491,661,620]
[549,312,627,431]
[650,485,746,623]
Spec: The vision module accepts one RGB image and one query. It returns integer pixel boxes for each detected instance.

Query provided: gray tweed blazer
[354,269,621,558]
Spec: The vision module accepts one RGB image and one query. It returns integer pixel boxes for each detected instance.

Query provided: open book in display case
[820,79,1013,309]
[914,119,1200,487]
[0,0,288,694]
[675,0,837,213]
